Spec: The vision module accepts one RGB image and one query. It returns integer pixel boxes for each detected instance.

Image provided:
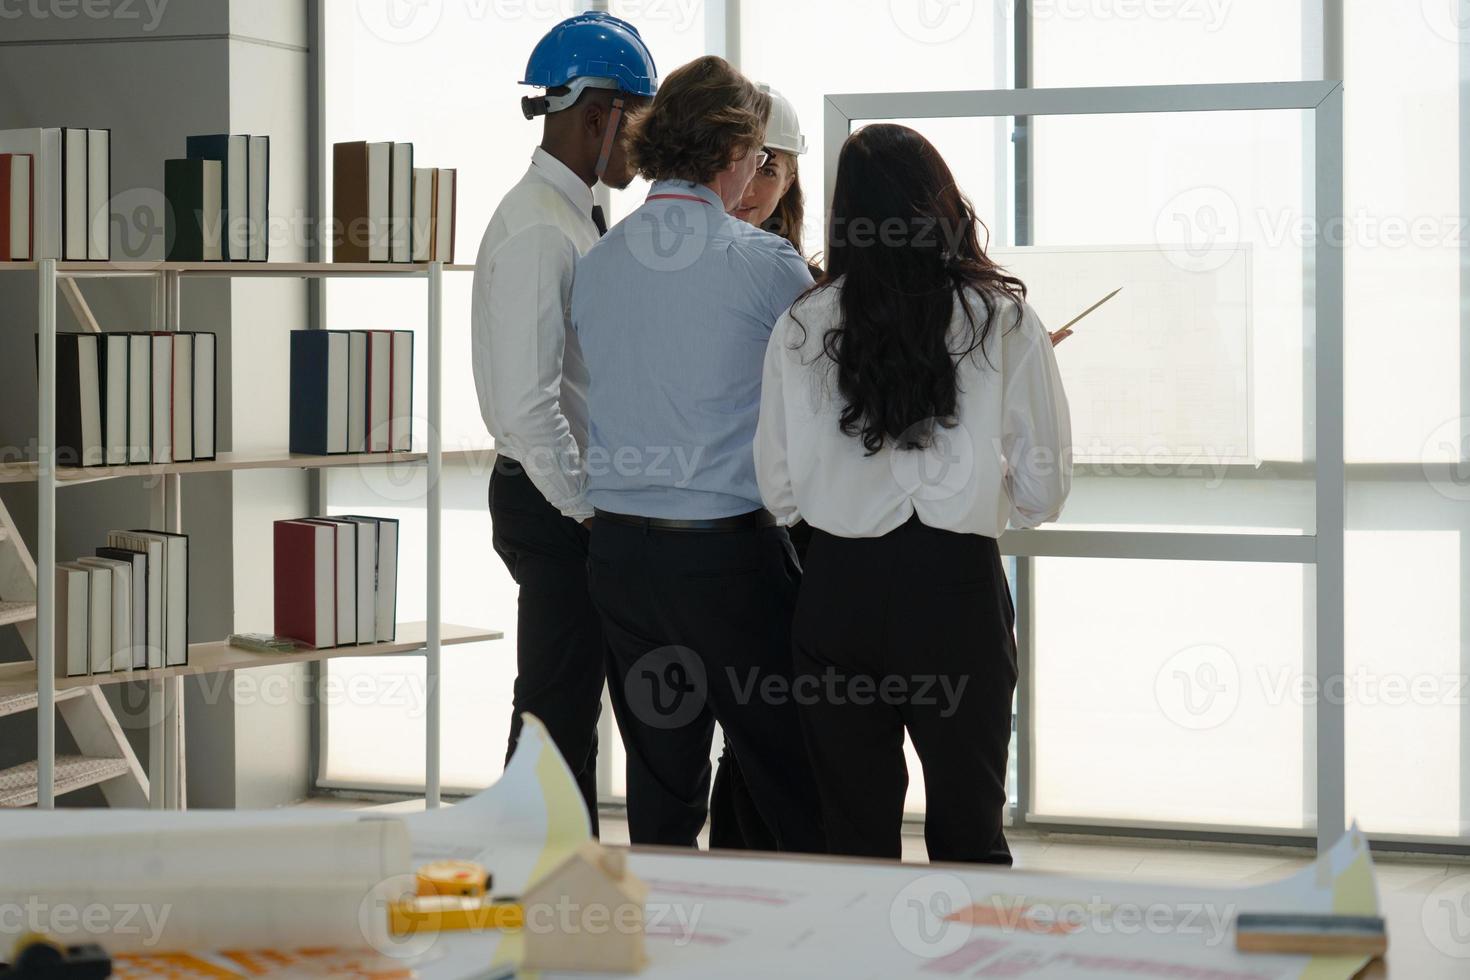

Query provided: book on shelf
[100,334,130,466]
[148,333,172,464]
[192,332,217,460]
[68,560,113,675]
[108,530,187,669]
[338,514,398,643]
[290,330,350,455]
[126,333,151,464]
[101,539,163,669]
[1,153,33,261]
[434,168,456,263]
[78,555,133,673]
[0,128,61,259]
[248,135,270,261]
[346,331,368,452]
[391,330,413,451]
[332,140,391,263]
[304,518,358,646]
[333,517,377,643]
[165,157,223,262]
[96,545,150,669]
[273,519,338,649]
[62,128,86,261]
[186,134,249,261]
[390,142,413,264]
[42,332,104,468]
[411,168,433,262]
[37,330,216,470]
[55,562,91,678]
[171,333,195,463]
[367,330,391,453]
[56,127,110,261]
[87,128,110,260]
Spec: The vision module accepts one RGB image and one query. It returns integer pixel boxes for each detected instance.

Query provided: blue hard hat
[521,12,658,99]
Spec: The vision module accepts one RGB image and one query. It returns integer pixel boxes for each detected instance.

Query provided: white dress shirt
[755,281,1072,539]
[472,148,601,520]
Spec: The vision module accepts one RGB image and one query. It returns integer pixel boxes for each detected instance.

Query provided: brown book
[333,141,390,262]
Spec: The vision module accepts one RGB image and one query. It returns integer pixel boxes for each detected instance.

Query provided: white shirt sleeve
[755,313,800,524]
[471,223,592,520]
[1001,301,1073,529]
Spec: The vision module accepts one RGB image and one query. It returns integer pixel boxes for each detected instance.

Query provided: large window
[319,2,1470,850]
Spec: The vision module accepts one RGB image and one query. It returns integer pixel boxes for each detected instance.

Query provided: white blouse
[754,282,1072,539]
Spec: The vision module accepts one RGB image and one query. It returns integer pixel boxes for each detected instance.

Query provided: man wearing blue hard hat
[471,12,657,835]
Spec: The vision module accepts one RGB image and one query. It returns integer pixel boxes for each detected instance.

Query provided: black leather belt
[594,508,777,532]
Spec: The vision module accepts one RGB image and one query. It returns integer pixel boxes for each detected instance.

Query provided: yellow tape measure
[416,860,492,898]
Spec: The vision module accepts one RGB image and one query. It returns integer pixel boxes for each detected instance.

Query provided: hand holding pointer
[1050,287,1122,347]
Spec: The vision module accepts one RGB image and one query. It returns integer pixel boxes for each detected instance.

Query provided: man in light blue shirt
[572,183,812,517]
[571,55,825,853]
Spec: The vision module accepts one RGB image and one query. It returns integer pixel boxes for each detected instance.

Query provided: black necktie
[591,205,608,236]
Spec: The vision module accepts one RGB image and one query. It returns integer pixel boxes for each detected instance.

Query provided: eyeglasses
[754,148,771,168]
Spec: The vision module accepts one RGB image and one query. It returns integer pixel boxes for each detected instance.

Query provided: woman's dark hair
[760,151,806,256]
[624,56,770,185]
[795,124,1027,455]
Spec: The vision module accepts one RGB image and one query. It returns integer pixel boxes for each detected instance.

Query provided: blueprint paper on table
[598,826,1379,980]
[0,722,1385,979]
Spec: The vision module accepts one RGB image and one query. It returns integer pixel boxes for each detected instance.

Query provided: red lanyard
[646,193,713,206]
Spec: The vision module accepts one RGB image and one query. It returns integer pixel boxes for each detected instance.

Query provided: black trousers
[707,519,813,852]
[794,516,1017,865]
[489,459,604,835]
[589,518,826,853]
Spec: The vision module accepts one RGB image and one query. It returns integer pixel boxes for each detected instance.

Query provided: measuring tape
[416,860,492,898]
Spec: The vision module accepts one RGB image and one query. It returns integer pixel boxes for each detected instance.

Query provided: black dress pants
[589,517,826,853]
[707,520,812,852]
[489,458,604,835]
[794,516,1017,865]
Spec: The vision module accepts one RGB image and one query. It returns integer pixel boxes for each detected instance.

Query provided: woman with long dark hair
[754,124,1072,864]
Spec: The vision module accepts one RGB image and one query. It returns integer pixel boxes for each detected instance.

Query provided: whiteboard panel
[992,245,1253,465]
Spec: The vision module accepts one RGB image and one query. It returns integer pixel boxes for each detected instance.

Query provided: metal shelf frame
[9,259,458,810]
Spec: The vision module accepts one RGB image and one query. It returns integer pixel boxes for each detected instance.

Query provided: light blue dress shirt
[571,180,815,519]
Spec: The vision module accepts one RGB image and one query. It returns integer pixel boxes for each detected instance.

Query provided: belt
[593,508,777,532]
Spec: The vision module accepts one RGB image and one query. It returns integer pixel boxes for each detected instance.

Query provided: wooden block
[521,841,648,974]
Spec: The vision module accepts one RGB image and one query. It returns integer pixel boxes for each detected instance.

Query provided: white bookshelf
[3,257,485,811]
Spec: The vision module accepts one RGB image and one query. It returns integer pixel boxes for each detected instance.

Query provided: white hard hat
[760,84,807,156]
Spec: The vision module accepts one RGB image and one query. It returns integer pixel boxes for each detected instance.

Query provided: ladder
[0,277,150,808]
